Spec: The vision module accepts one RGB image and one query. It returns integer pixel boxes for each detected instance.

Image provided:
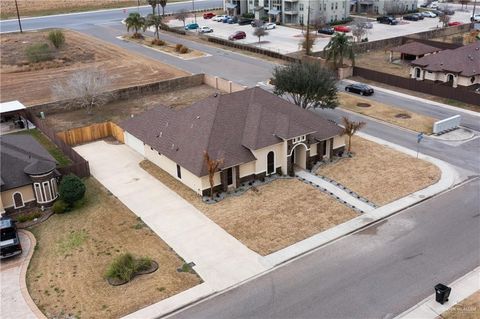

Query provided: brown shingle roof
[391,41,442,56]
[120,87,343,177]
[411,42,480,76]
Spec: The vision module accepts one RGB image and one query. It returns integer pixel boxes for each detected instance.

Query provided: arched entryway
[288,143,308,176]
[446,74,455,86]
[13,192,24,209]
[414,67,422,79]
[267,151,275,175]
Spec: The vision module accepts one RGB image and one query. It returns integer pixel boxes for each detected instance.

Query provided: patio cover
[391,42,442,56]
[0,101,26,114]
[268,9,281,15]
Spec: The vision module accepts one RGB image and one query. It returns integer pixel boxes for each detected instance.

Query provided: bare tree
[174,9,188,28]
[300,31,316,54]
[460,0,470,10]
[204,151,224,199]
[253,27,268,43]
[439,14,451,27]
[312,13,327,30]
[341,117,366,153]
[52,69,111,115]
[351,20,368,43]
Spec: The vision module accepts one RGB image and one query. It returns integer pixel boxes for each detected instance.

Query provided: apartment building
[224,0,350,25]
[354,0,418,15]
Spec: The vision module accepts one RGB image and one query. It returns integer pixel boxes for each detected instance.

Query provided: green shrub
[47,30,65,48]
[16,211,42,223]
[151,39,165,46]
[242,12,255,19]
[52,199,68,214]
[105,253,153,282]
[59,174,86,206]
[179,46,189,54]
[25,43,52,63]
[175,43,183,52]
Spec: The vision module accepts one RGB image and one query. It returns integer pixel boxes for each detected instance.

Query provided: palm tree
[323,33,355,69]
[159,0,168,16]
[147,0,158,15]
[144,14,164,40]
[125,12,145,38]
[341,117,366,153]
[204,151,223,199]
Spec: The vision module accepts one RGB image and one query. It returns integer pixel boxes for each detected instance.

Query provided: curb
[18,230,47,319]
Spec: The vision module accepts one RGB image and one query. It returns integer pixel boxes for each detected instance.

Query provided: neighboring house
[0,135,59,214]
[389,41,442,62]
[120,87,345,196]
[354,0,418,15]
[225,0,350,25]
[410,42,480,87]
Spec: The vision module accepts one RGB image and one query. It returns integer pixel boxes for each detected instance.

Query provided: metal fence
[25,112,90,178]
[353,67,480,106]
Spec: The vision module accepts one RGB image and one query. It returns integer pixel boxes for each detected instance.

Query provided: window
[299,3,304,11]
[335,2,338,10]
[51,178,58,197]
[226,168,233,185]
[13,192,24,209]
[267,151,275,175]
[292,135,306,143]
[299,14,304,24]
[43,181,52,202]
[34,183,44,203]
[331,3,334,10]
[323,3,326,10]
[176,164,182,179]
[471,76,476,84]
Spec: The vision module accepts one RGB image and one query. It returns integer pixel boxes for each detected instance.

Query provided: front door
[267,151,275,175]
[226,167,233,186]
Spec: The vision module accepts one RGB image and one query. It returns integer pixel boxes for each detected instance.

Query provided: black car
[239,18,254,25]
[1,218,22,259]
[345,83,374,96]
[376,16,398,25]
[403,14,419,21]
[318,27,334,35]
[413,13,424,20]
[251,19,264,27]
[431,9,445,17]
[442,8,455,15]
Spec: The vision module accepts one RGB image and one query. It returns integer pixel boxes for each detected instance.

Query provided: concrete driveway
[75,141,270,291]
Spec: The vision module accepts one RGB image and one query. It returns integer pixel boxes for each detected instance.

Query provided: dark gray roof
[391,41,442,56]
[121,87,343,177]
[0,134,57,191]
[411,42,480,76]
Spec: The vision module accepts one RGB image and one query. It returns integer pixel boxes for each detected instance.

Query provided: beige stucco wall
[239,161,256,178]
[144,145,204,195]
[200,172,221,191]
[250,142,285,175]
[333,135,346,149]
[310,143,318,156]
[457,75,479,86]
[1,185,36,209]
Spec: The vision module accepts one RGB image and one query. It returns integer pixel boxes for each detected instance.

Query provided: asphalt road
[170,178,480,319]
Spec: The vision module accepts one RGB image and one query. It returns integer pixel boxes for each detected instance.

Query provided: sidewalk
[396,267,480,319]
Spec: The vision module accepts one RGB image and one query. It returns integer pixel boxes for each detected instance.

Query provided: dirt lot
[339,92,436,133]
[0,30,187,106]
[140,160,358,256]
[44,85,219,132]
[124,35,207,60]
[355,50,411,78]
[317,136,441,206]
[27,178,201,319]
[441,291,480,319]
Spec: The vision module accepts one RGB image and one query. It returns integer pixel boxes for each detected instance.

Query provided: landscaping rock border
[107,261,159,286]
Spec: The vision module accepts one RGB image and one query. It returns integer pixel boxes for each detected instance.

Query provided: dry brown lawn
[339,92,436,133]
[0,30,187,106]
[27,178,201,319]
[355,50,411,78]
[44,85,218,132]
[140,161,358,256]
[317,136,441,206]
[124,35,207,60]
[441,291,480,319]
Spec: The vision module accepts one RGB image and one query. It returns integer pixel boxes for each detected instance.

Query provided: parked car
[0,218,22,259]
[222,16,232,23]
[430,9,445,16]
[413,13,424,20]
[262,22,276,30]
[403,14,419,21]
[212,15,227,21]
[428,1,438,9]
[238,18,254,25]
[334,25,351,33]
[345,83,374,96]
[422,11,437,18]
[447,21,462,27]
[203,12,216,19]
[185,23,199,30]
[228,31,246,40]
[199,26,214,33]
[251,19,264,27]
[318,27,335,35]
[471,14,480,23]
[377,16,398,25]
[361,21,373,29]
[441,8,455,15]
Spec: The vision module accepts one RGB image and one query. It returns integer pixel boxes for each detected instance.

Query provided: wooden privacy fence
[57,122,125,146]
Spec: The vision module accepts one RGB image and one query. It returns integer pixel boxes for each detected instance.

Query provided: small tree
[125,12,145,38]
[351,20,368,43]
[253,27,268,43]
[272,61,338,109]
[175,9,188,28]
[324,32,355,68]
[301,31,316,54]
[341,117,366,153]
[312,14,327,30]
[439,14,450,28]
[144,14,164,40]
[59,174,86,206]
[147,0,158,15]
[204,151,223,199]
[48,29,65,48]
[25,43,52,63]
[159,0,168,16]
[52,69,111,114]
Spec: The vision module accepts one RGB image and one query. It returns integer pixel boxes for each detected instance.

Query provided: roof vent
[214,93,218,97]
[165,122,169,127]
[156,132,162,138]
[171,143,175,149]
[196,116,200,119]
[190,123,194,128]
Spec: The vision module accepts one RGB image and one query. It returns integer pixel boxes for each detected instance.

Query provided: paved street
[170,178,480,319]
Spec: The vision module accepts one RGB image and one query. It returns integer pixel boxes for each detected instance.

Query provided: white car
[212,15,226,22]
[472,14,480,22]
[422,11,437,18]
[428,1,438,9]
[262,23,276,30]
[199,26,213,33]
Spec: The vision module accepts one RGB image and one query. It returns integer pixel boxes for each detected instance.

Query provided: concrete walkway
[0,230,45,319]
[295,170,375,213]
[397,267,480,319]
[75,141,270,292]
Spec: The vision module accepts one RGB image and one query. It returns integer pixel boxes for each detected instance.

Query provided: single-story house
[0,134,59,214]
[410,42,480,87]
[389,41,442,62]
[120,87,346,196]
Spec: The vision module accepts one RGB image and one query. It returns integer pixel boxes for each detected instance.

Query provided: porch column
[329,138,334,158]
[287,155,294,177]
[235,165,240,188]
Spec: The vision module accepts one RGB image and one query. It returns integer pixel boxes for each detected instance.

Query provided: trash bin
[434,283,451,305]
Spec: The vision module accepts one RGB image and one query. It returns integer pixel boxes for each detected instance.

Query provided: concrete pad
[75,141,270,292]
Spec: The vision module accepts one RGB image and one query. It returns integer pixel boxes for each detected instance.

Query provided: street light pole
[306,0,311,55]
[193,0,197,23]
[14,0,23,33]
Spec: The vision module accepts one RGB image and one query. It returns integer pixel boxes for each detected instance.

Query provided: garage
[124,131,145,156]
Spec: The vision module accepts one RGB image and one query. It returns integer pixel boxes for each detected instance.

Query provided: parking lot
[167,8,474,55]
